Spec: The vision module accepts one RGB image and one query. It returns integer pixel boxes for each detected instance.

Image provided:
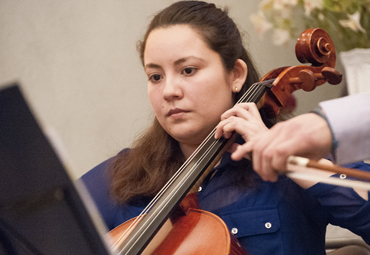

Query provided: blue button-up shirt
[81,150,370,255]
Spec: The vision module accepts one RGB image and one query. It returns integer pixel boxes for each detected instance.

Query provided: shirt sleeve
[80,156,119,230]
[306,161,370,244]
[319,92,370,165]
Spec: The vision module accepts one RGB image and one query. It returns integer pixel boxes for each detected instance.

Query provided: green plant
[251,0,370,51]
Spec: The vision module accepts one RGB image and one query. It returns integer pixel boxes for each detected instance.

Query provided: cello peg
[289,69,317,91]
[321,67,342,85]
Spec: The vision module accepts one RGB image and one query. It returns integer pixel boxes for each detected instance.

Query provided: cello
[108,28,343,255]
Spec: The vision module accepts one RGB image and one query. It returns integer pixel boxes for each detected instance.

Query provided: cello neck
[116,80,274,255]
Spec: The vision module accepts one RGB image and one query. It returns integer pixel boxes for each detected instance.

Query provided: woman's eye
[149,74,162,82]
[182,67,197,75]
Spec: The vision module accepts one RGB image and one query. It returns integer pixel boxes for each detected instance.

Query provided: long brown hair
[111,1,270,204]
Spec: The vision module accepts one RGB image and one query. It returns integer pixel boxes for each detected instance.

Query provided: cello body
[110,208,248,255]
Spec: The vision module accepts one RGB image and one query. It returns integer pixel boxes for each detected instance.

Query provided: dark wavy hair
[110,1,271,204]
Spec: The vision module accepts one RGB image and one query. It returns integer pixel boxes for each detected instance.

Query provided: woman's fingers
[230,142,253,161]
[220,103,260,121]
[215,103,268,140]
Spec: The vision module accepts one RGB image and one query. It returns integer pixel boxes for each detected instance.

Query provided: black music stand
[0,84,113,255]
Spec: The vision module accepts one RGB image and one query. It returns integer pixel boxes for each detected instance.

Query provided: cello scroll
[260,28,343,114]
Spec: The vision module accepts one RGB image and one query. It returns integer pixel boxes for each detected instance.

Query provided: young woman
[81,1,370,254]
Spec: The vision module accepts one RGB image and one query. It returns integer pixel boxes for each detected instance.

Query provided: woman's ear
[230,59,248,92]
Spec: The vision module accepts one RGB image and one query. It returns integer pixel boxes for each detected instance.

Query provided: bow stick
[286,156,370,190]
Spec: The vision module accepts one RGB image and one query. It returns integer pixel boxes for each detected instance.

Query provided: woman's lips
[167,108,189,119]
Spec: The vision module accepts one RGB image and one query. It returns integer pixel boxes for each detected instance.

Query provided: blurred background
[0,0,348,179]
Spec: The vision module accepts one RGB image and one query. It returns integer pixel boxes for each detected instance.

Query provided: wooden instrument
[108,28,342,255]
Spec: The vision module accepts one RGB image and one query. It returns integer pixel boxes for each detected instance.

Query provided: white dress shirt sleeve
[319,92,370,165]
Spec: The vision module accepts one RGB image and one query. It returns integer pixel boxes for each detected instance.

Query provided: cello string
[121,82,268,231]
[113,80,273,252]
[114,81,271,252]
[112,81,268,251]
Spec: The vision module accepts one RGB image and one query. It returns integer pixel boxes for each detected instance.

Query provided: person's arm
[216,93,370,182]
[319,92,370,165]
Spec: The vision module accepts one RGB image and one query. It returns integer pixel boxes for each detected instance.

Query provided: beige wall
[0,0,345,179]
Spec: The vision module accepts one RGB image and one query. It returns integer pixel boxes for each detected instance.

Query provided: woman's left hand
[214,103,268,160]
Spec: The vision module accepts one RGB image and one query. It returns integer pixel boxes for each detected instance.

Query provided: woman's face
[144,25,238,150]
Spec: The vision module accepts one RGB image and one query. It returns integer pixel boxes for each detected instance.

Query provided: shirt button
[265,222,272,229]
[340,174,347,179]
[198,186,202,192]
[231,228,238,235]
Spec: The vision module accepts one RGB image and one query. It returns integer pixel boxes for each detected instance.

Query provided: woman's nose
[163,76,184,101]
